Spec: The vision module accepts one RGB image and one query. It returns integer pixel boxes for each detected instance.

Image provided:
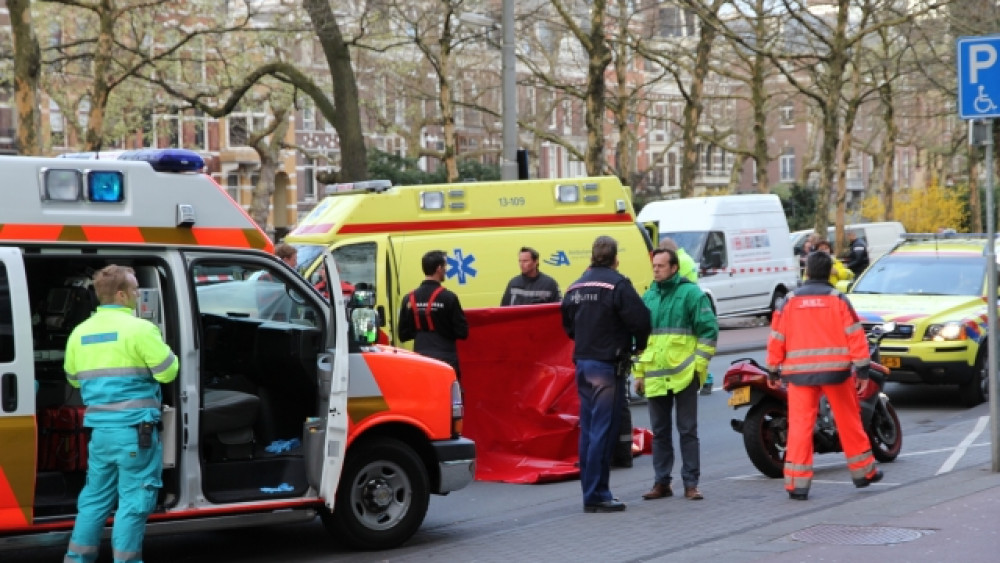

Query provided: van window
[703,231,728,270]
[0,263,13,362]
[660,231,708,261]
[192,262,320,326]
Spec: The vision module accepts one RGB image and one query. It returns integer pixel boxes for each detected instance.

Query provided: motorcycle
[722,322,903,478]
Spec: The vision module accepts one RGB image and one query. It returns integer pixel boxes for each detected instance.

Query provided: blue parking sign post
[958,36,1000,472]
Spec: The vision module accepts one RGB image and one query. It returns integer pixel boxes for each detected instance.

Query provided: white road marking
[936,415,989,475]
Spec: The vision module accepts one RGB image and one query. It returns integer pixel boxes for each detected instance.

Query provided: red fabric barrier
[457,304,582,483]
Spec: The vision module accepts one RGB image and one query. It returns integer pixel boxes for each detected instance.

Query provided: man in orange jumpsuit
[766,251,883,500]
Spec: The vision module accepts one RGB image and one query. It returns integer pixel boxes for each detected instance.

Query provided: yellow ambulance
[285,177,656,344]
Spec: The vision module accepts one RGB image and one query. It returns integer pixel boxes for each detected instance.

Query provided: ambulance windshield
[291,244,325,274]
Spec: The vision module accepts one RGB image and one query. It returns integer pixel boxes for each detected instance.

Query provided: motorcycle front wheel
[742,399,787,478]
[867,400,902,462]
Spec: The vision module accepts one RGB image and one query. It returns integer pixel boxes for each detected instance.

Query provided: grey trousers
[648,377,700,488]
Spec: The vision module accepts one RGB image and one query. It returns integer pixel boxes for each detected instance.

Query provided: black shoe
[583,499,627,513]
[853,469,884,489]
[788,491,808,501]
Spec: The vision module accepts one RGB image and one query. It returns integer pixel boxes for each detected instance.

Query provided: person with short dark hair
[398,250,469,379]
[274,243,297,269]
[844,231,870,276]
[766,251,882,501]
[64,265,179,563]
[561,236,651,513]
[635,248,718,502]
[500,246,561,306]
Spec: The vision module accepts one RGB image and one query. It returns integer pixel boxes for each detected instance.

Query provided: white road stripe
[936,415,989,475]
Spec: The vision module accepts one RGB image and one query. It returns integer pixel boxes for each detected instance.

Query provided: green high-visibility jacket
[633,273,718,397]
[65,306,179,427]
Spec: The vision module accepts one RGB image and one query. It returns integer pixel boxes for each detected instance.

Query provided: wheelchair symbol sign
[958,36,1000,119]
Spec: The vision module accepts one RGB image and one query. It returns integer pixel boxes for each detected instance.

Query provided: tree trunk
[303,0,367,181]
[679,6,718,198]
[751,52,770,193]
[583,0,611,176]
[812,1,850,237]
[969,146,982,233]
[249,107,291,232]
[10,0,42,155]
[82,5,115,151]
[879,82,897,221]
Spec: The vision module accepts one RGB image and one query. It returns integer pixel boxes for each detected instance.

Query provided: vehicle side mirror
[351,308,380,345]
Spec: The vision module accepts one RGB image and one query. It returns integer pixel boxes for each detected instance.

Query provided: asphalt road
[10,325,992,562]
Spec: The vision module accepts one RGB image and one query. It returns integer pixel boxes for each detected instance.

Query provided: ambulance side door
[318,252,349,506]
[0,247,37,529]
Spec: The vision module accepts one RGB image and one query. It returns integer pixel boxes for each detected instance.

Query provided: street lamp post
[501,0,518,180]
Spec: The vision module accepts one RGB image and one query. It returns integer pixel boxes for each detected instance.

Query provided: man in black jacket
[500,247,561,306]
[399,250,469,379]
[562,236,651,513]
[844,231,870,277]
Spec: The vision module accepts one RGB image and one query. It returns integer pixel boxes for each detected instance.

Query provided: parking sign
[958,35,1000,119]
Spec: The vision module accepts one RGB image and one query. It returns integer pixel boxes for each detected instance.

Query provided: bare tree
[9,0,42,154]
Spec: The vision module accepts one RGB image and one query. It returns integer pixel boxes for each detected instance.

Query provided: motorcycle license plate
[728,386,751,407]
[881,356,901,369]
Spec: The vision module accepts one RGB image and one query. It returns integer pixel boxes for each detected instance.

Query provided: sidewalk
[660,462,1000,562]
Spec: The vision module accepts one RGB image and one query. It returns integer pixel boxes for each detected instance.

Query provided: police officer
[64,265,179,563]
[562,236,651,513]
[399,250,469,379]
[844,231,870,277]
[766,252,882,501]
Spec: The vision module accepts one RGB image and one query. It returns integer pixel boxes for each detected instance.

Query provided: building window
[778,101,794,128]
[667,152,678,188]
[301,157,316,201]
[183,109,206,150]
[154,112,179,148]
[780,148,796,182]
[302,102,315,131]
[49,100,65,148]
[228,110,268,147]
[226,173,240,202]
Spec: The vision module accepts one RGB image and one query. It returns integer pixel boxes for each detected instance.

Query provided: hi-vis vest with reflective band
[766,281,869,385]
[633,274,718,397]
[65,306,179,427]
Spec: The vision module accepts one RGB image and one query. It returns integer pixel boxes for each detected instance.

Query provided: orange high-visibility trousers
[784,379,877,495]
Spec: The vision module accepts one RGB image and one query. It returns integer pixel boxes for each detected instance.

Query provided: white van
[791,221,906,263]
[637,194,798,318]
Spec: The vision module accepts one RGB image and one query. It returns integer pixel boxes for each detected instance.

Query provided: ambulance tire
[321,438,430,550]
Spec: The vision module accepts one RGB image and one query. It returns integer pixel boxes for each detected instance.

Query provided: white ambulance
[0,150,474,552]
[637,194,798,318]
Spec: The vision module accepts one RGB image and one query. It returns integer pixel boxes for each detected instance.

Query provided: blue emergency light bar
[117,148,204,173]
[58,148,205,173]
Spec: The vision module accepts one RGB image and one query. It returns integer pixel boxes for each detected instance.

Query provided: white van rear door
[318,251,350,507]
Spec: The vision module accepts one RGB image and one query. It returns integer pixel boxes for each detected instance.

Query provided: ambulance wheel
[321,438,430,550]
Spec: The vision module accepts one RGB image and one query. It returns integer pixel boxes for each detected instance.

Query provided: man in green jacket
[634,248,718,501]
[658,237,714,394]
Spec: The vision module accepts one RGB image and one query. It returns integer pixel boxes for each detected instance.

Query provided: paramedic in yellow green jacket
[804,239,854,287]
[64,265,179,563]
[658,237,713,393]
[634,248,718,501]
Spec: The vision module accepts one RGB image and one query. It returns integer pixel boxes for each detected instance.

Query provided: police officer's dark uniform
[561,236,651,513]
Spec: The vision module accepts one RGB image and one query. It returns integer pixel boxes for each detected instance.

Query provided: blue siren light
[88,170,124,202]
[117,148,205,173]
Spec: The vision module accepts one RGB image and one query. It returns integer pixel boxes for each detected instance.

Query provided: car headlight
[923,322,966,341]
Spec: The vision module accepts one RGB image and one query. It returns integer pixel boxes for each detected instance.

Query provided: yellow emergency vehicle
[0,150,473,552]
[285,177,655,343]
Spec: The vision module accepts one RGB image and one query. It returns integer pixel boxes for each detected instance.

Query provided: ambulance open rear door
[0,248,37,529]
